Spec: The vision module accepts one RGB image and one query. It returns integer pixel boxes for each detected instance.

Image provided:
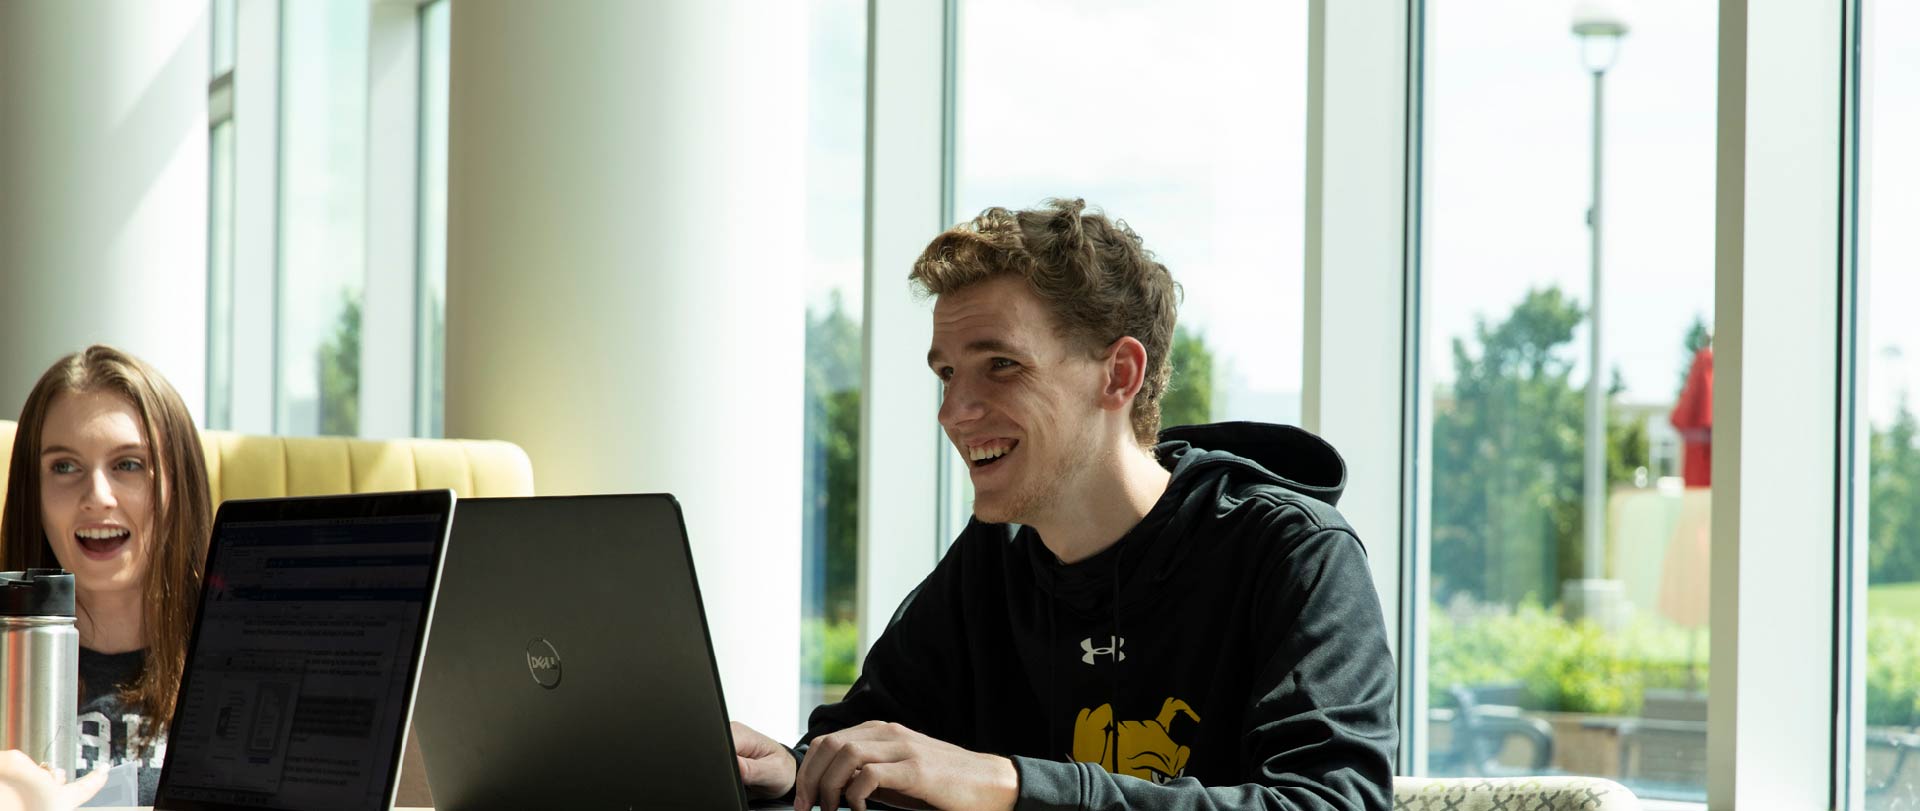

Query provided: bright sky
[1428,0,1716,406]
[803,0,868,321]
[805,0,1918,420]
[1865,0,1920,430]
[952,0,1307,422]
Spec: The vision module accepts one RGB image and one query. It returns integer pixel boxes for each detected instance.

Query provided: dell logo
[526,638,563,689]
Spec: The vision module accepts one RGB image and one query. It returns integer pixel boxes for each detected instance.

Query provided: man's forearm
[1009,758,1382,811]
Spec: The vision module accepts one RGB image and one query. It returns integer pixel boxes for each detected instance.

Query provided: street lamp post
[1571,0,1628,624]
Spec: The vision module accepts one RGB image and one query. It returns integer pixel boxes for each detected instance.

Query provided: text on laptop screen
[161,514,441,810]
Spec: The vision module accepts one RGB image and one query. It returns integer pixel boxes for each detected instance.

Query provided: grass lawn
[1869,581,1920,623]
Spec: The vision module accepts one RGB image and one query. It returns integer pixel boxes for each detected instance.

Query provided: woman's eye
[115,458,147,473]
[50,460,79,475]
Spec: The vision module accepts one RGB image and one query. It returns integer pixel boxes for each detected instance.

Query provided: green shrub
[805,602,1920,723]
[1868,616,1920,727]
[1429,600,1702,715]
[802,617,861,686]
[1429,601,1920,727]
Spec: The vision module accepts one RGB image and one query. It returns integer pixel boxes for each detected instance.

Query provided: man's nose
[937,379,986,429]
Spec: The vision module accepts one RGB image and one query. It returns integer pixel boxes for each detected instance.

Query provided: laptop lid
[153,490,456,811]
[414,494,749,811]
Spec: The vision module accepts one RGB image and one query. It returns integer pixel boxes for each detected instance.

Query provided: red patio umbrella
[1670,346,1713,488]
[1661,345,1713,689]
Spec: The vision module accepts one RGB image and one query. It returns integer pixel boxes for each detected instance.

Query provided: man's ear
[1098,336,1149,414]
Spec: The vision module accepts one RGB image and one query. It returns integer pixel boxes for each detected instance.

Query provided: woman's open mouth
[75,526,131,559]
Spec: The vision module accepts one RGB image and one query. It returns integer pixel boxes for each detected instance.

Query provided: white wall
[0,3,209,418]
[443,0,808,742]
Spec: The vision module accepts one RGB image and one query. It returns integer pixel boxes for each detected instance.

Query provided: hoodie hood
[1155,421,1347,506]
[1025,421,1350,614]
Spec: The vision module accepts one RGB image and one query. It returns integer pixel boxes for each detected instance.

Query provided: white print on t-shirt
[78,711,166,772]
[1080,636,1127,665]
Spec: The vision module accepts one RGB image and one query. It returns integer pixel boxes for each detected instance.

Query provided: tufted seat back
[0,419,534,506]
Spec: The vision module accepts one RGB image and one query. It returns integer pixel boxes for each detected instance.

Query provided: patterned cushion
[1393,776,1642,810]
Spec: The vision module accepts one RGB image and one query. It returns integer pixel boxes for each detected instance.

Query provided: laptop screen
[157,502,448,811]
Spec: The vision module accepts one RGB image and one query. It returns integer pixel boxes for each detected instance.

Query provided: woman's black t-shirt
[78,647,164,805]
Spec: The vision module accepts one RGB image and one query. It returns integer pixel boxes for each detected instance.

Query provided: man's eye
[991,358,1017,370]
[50,460,79,475]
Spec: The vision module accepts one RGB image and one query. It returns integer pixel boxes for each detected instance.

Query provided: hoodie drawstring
[1109,542,1124,772]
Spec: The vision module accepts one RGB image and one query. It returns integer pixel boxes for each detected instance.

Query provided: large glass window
[416,0,451,438]
[206,0,236,430]
[211,0,234,77]
[953,0,1308,435]
[206,2,447,437]
[276,1,370,436]
[1419,3,1716,801]
[207,118,235,430]
[800,0,869,715]
[1857,1,1920,805]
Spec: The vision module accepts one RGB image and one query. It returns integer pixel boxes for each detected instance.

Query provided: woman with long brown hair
[1,345,211,806]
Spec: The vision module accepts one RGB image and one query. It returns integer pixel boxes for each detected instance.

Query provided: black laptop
[413,494,768,811]
[152,490,456,811]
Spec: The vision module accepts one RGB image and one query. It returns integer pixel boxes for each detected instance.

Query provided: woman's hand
[0,751,107,811]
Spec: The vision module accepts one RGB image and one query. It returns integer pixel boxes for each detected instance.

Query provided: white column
[444,0,806,742]
[1303,0,1422,774]
[1304,0,1414,657]
[1708,0,1843,807]
[0,2,209,419]
[858,0,948,658]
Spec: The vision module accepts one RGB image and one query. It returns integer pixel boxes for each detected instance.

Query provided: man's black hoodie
[802,422,1397,811]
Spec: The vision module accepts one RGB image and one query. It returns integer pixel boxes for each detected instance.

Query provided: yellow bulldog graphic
[1071,698,1200,785]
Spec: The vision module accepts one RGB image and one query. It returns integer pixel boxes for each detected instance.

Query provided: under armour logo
[1080,636,1126,664]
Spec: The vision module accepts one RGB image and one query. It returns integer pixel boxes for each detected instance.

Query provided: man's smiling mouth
[968,439,1019,468]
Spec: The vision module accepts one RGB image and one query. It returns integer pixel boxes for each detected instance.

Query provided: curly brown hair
[909,198,1180,445]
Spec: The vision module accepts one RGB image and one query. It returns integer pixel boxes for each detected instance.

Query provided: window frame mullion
[1708,0,1847,806]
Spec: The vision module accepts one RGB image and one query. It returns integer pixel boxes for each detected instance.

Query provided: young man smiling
[732,200,1396,811]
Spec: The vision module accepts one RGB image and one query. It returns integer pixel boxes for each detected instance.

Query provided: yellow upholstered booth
[0,419,534,505]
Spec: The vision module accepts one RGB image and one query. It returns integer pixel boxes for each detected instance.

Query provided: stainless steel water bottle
[0,569,78,778]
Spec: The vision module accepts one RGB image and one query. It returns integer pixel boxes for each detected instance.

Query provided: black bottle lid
[0,569,76,618]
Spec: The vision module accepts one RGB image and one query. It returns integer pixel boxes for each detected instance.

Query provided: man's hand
[0,750,107,811]
[795,720,1018,811]
[734,721,799,799]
